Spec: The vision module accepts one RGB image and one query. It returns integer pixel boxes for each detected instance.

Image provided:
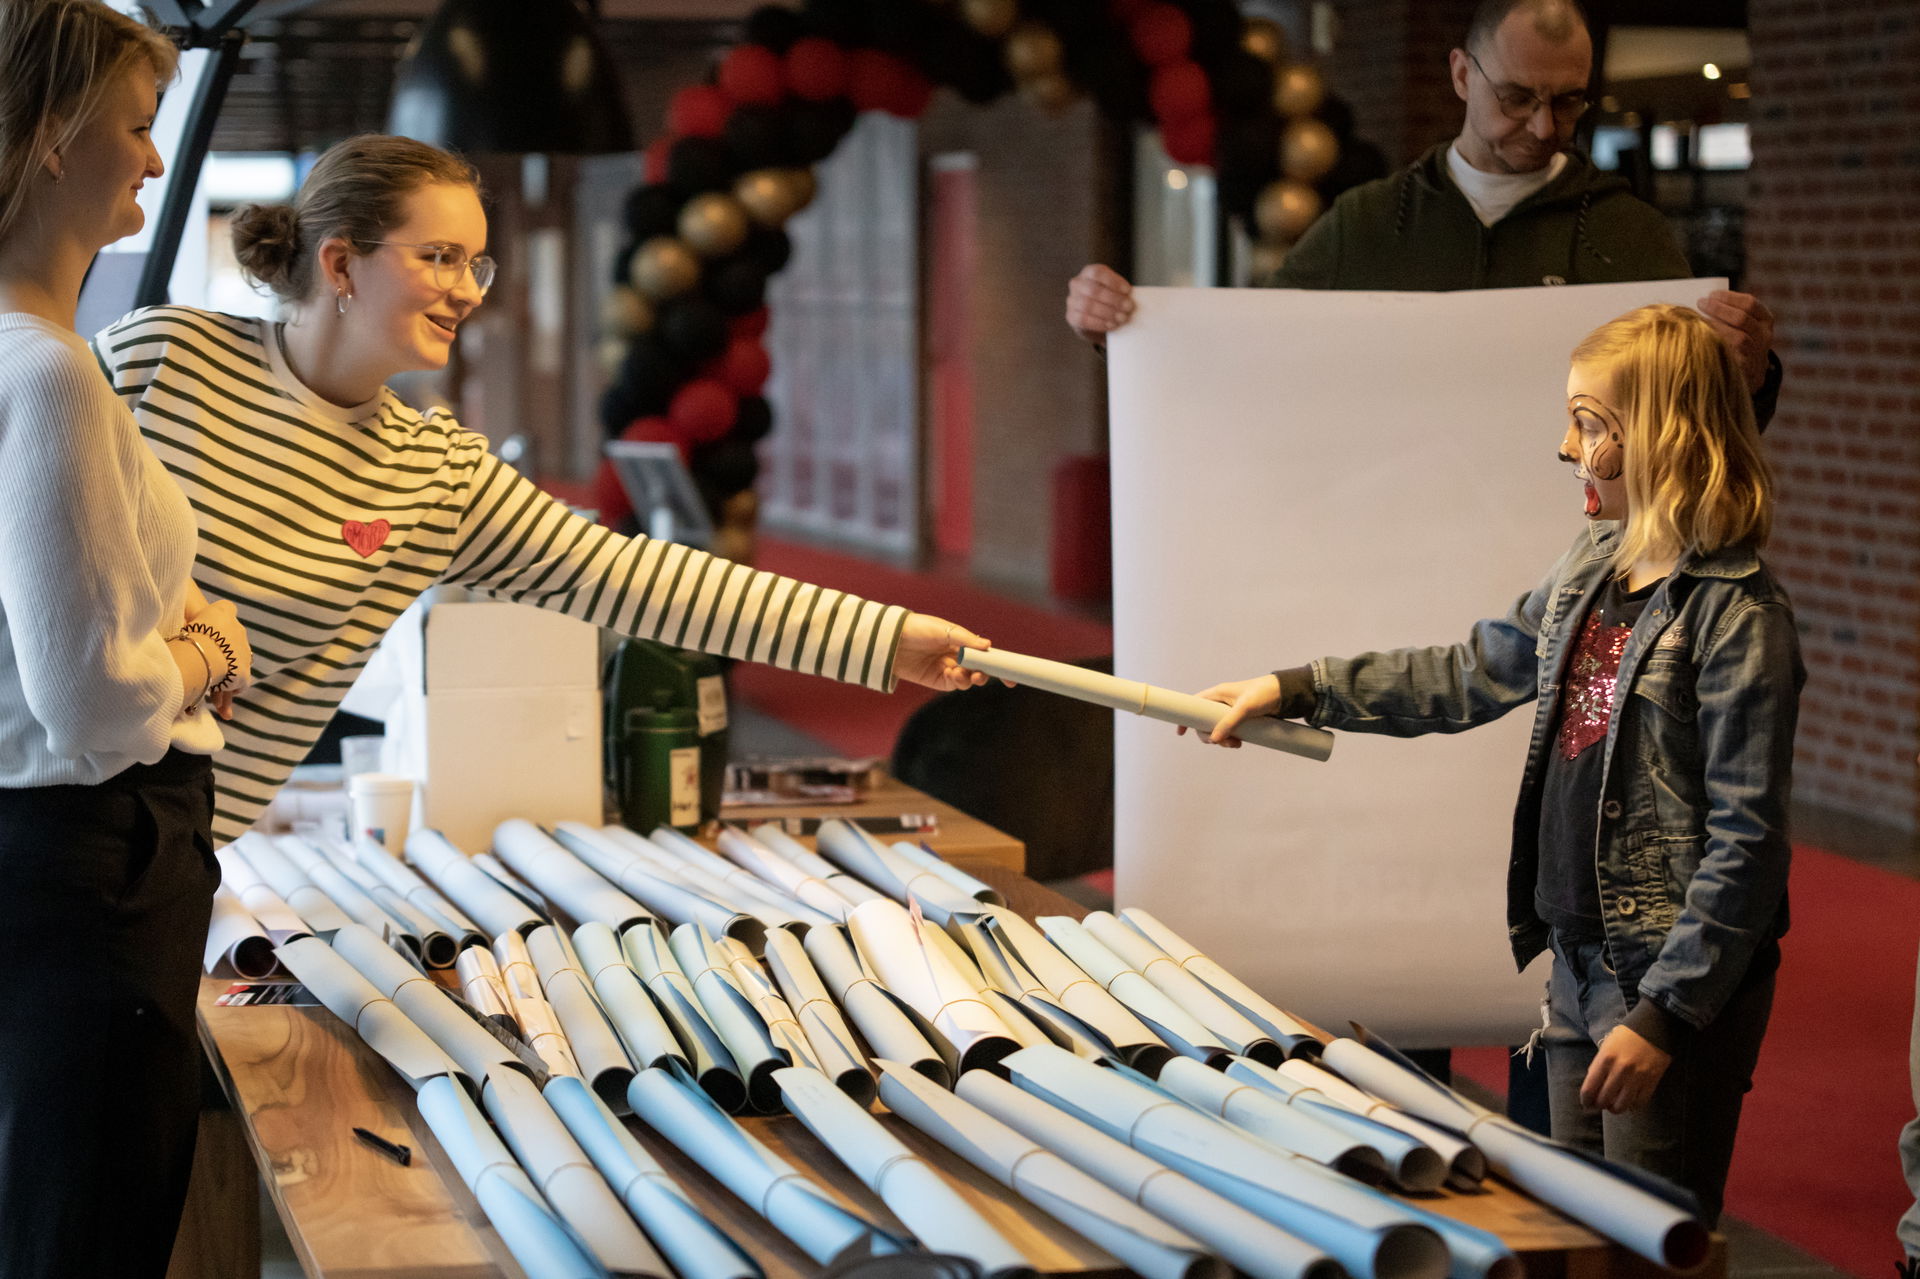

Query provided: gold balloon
[783,167,818,215]
[596,335,629,378]
[1247,240,1290,282]
[1021,71,1076,113]
[629,236,700,302]
[712,523,756,565]
[1005,22,1064,80]
[1280,118,1340,182]
[960,0,1017,39]
[721,488,759,526]
[1273,63,1327,118]
[734,168,801,227]
[1241,17,1288,64]
[678,192,751,258]
[1255,179,1323,242]
[599,285,653,337]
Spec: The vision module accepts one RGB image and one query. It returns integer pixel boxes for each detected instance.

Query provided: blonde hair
[1571,303,1771,574]
[230,134,479,303]
[0,0,176,246]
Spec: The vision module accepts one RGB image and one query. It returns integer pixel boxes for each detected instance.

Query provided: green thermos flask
[619,706,701,833]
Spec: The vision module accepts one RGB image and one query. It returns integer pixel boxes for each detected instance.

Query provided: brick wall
[1745,0,1920,832]
[1329,0,1477,167]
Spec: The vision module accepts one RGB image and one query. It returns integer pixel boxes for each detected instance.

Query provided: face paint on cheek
[1587,427,1624,481]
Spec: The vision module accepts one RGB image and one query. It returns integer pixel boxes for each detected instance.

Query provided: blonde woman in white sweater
[0,4,253,1275]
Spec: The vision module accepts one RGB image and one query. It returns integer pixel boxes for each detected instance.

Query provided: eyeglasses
[356,239,497,295]
[1465,49,1591,124]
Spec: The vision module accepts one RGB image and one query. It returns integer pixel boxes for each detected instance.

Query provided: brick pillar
[1745,0,1920,833]
[1328,0,1477,167]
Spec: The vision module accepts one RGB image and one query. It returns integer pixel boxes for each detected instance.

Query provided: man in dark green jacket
[1066,0,1781,412]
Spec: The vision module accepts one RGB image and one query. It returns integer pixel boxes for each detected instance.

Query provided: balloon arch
[592,0,1381,540]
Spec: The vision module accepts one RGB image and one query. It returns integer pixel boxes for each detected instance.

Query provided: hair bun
[229,202,301,292]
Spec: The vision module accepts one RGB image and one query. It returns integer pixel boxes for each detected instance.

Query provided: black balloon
[611,239,640,287]
[707,258,770,315]
[1069,34,1148,120]
[611,338,687,421]
[948,36,1017,103]
[732,395,775,444]
[657,295,731,363]
[787,99,858,164]
[1320,138,1389,199]
[690,438,762,498]
[1211,48,1274,116]
[623,185,684,242]
[1183,0,1241,64]
[801,0,869,43]
[744,4,805,51]
[1318,93,1358,142]
[724,106,795,171]
[745,225,792,274]
[1216,113,1281,185]
[667,137,737,193]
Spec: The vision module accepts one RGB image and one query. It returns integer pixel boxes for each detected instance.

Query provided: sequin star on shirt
[1557,609,1634,760]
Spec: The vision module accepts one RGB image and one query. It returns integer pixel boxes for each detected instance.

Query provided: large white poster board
[1108,278,1720,1045]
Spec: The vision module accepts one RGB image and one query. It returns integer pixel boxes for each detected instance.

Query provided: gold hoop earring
[336,288,352,316]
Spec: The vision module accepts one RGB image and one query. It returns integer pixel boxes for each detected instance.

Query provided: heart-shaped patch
[342,519,391,558]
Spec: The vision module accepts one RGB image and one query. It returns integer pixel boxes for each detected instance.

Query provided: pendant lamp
[388,0,633,154]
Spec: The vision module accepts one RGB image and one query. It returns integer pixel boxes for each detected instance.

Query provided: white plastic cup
[348,772,414,853]
[339,734,385,779]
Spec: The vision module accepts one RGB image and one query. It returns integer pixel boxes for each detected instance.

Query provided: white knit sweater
[0,314,221,784]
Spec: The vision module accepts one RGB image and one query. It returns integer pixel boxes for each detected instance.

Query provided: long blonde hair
[1571,303,1771,573]
[0,0,177,245]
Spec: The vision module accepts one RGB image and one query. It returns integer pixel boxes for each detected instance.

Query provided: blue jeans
[1898,941,1920,1256]
[1543,933,1775,1226]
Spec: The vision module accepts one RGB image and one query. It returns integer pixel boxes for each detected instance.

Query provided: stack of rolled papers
[229,831,353,934]
[1276,1058,1486,1186]
[274,833,429,963]
[330,924,532,1086]
[493,820,652,933]
[305,832,464,967]
[212,847,309,949]
[1220,1059,1449,1193]
[553,822,765,952]
[205,885,280,978]
[749,824,887,907]
[1081,911,1285,1065]
[976,906,1171,1071]
[1039,915,1229,1066]
[817,819,984,925]
[495,932,583,1078]
[802,923,950,1087]
[344,831,489,953]
[526,925,635,1107]
[714,825,862,922]
[670,923,790,1113]
[762,926,874,1102]
[847,899,1021,1075]
[648,826,839,933]
[623,923,746,1112]
[573,922,687,1073]
[1119,909,1322,1060]
[406,829,543,940]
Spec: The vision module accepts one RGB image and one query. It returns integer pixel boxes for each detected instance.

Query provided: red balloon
[1108,0,1153,21]
[668,85,731,139]
[730,306,771,339]
[785,37,850,102]
[670,379,740,443]
[848,49,932,118]
[1160,113,1216,166]
[642,137,673,184]
[718,337,772,396]
[719,44,785,107]
[1129,3,1192,67]
[1149,60,1211,122]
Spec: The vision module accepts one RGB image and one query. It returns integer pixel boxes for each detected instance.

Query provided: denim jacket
[1307,522,1803,1032]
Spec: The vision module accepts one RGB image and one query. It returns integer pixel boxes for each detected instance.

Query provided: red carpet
[731,537,1112,758]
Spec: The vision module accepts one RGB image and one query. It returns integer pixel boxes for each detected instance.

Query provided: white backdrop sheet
[1108,278,1721,1045]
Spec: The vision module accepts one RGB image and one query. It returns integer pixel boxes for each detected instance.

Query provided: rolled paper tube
[749,825,887,906]
[553,822,766,953]
[1277,1059,1486,1184]
[1157,1057,1389,1181]
[526,925,636,1109]
[1223,1059,1448,1193]
[817,820,982,924]
[481,1066,672,1277]
[273,936,469,1092]
[230,831,354,934]
[275,834,429,963]
[1038,916,1227,1068]
[1008,1045,1449,1279]
[887,841,1005,905]
[920,915,988,990]
[573,922,689,1072]
[313,834,465,965]
[470,852,553,920]
[543,1075,761,1279]
[454,945,518,1034]
[626,1064,904,1264]
[847,899,1020,1076]
[604,824,821,934]
[415,1075,606,1279]
[205,885,278,978]
[715,826,859,921]
[648,827,839,931]
[1082,911,1283,1065]
[955,918,1046,999]
[775,1065,1034,1277]
[1118,909,1320,1058]
[955,1069,1341,1279]
[762,927,875,1104]
[623,924,747,1113]
[670,922,791,1114]
[331,924,530,1087]
[493,820,653,933]
[715,935,825,1078]
[1016,992,1120,1061]
[215,848,311,945]
[494,932,583,1079]
[877,1060,1226,1279]
[405,829,542,940]
[802,924,950,1088]
[349,833,488,950]
[956,647,1335,761]
[978,906,1169,1071]
[1318,1038,1707,1270]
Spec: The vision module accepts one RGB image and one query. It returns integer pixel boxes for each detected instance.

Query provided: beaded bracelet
[180,620,238,693]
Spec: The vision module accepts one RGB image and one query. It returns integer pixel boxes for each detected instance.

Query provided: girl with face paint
[1182,303,1797,1226]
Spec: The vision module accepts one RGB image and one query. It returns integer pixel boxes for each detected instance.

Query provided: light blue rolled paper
[646,826,837,931]
[275,833,423,959]
[1157,1056,1389,1181]
[406,829,542,940]
[815,819,981,925]
[346,831,489,950]
[545,1074,762,1279]
[574,922,688,1072]
[527,924,635,1110]
[624,924,746,1113]
[1223,1058,1448,1192]
[416,1075,608,1279]
[273,936,468,1094]
[329,924,528,1088]
[886,840,1005,905]
[670,922,790,1114]
[554,822,766,953]
[493,820,653,933]
[626,1064,905,1265]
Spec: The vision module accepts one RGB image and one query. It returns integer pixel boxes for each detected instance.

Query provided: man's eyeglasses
[1465,49,1591,124]
[357,240,497,295]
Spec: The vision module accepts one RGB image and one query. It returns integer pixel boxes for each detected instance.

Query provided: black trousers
[0,750,217,1279]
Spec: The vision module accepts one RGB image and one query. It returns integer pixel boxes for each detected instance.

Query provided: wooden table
[719,775,1027,872]
[175,856,1722,1279]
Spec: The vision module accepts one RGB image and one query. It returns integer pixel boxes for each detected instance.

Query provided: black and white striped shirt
[95,306,906,842]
